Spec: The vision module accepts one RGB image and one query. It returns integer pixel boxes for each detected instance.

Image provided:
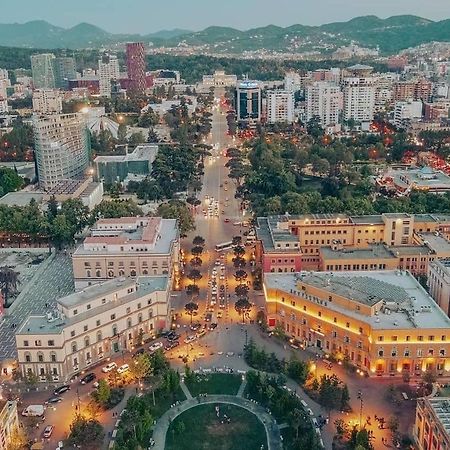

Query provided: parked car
[209,323,218,330]
[149,342,163,352]
[117,364,129,374]
[45,397,62,405]
[102,362,117,373]
[132,348,145,358]
[165,341,180,351]
[53,385,70,396]
[43,425,54,438]
[184,335,197,344]
[80,372,96,385]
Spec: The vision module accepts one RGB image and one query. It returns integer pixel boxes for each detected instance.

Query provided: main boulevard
[8,90,416,450]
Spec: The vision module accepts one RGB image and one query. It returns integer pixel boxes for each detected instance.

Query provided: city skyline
[1,0,449,34]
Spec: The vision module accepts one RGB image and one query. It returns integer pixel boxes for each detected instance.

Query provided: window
[428,349,434,356]
[72,342,77,353]
[418,336,423,341]
[111,314,116,320]
[126,307,131,314]
[38,353,44,362]
[137,303,141,309]
[25,353,31,362]
[71,330,75,337]
[73,309,78,315]
[378,349,384,357]
[48,340,55,346]
[346,322,350,328]
[51,353,57,362]
[97,331,102,342]
[440,349,446,357]
[378,336,384,342]
[34,340,42,346]
[84,337,90,348]
[406,335,410,342]
[333,317,337,323]
[417,349,423,357]
[428,336,435,341]
[23,340,29,347]
[392,336,398,342]
[84,325,88,332]
[87,304,91,310]
[442,335,446,341]
[391,348,397,357]
[96,320,101,327]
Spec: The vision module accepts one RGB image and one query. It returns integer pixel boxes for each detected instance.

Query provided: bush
[104,387,125,410]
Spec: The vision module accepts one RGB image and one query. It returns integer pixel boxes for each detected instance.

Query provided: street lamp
[357,390,363,430]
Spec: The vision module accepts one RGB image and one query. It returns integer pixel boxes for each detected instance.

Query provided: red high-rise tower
[126,42,146,96]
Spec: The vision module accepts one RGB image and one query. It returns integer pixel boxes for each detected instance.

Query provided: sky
[1,0,450,33]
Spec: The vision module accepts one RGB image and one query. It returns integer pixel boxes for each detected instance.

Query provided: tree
[0,167,23,195]
[233,256,246,268]
[235,297,252,323]
[49,214,75,249]
[192,235,205,247]
[157,201,195,236]
[233,245,245,257]
[340,384,350,410]
[289,408,304,439]
[387,415,400,435]
[86,399,102,420]
[7,426,27,450]
[306,116,324,140]
[96,379,111,405]
[234,269,248,283]
[185,302,199,324]
[187,269,202,286]
[190,256,202,268]
[186,284,200,299]
[92,200,143,221]
[235,284,249,297]
[287,359,309,385]
[130,353,152,385]
[163,369,180,401]
[68,415,104,448]
[422,369,437,385]
[47,195,58,221]
[0,267,19,306]
[191,246,203,257]
[117,123,127,144]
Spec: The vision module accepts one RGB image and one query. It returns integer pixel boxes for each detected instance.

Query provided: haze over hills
[0,15,448,53]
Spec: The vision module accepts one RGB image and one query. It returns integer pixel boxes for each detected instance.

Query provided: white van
[102,362,117,373]
[22,405,45,417]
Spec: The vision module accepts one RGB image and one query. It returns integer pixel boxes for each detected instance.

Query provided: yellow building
[0,400,19,450]
[264,270,450,377]
[414,397,450,450]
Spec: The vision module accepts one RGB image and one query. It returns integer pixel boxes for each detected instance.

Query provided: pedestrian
[382,437,385,444]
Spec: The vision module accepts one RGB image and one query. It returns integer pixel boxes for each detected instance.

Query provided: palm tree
[233,245,245,258]
[186,284,200,299]
[192,236,205,247]
[185,302,199,324]
[235,285,249,297]
[234,297,252,324]
[0,267,19,306]
[233,257,246,269]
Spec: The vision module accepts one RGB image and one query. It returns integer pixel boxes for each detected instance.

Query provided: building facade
[32,89,63,114]
[15,276,170,381]
[342,76,375,123]
[53,56,77,90]
[266,90,295,124]
[265,270,450,377]
[72,216,180,290]
[126,42,146,96]
[306,82,343,127]
[0,400,19,450]
[98,54,120,98]
[31,53,56,89]
[236,81,261,125]
[428,259,450,317]
[414,397,450,450]
[33,113,90,190]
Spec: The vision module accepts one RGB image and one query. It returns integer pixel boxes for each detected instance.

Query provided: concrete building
[0,78,10,100]
[0,400,19,450]
[256,213,450,271]
[31,53,56,89]
[393,79,433,102]
[265,270,450,377]
[33,113,90,191]
[266,90,295,124]
[202,71,237,87]
[284,71,303,92]
[94,144,158,185]
[126,42,146,96]
[72,216,180,290]
[342,76,375,124]
[429,259,450,317]
[0,99,8,114]
[32,89,63,114]
[53,56,77,90]
[98,54,120,98]
[236,81,261,125]
[15,276,170,381]
[306,82,343,127]
[394,100,423,128]
[414,397,450,450]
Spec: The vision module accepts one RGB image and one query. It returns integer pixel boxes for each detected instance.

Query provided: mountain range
[0,16,448,54]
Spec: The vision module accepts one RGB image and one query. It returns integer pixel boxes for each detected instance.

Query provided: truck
[22,404,45,417]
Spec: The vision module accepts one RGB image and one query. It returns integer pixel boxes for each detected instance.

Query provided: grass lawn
[165,403,266,450]
[185,373,242,397]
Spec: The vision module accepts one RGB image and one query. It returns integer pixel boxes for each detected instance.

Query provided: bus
[215,241,233,252]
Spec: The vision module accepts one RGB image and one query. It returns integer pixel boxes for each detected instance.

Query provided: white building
[31,53,56,89]
[284,71,302,92]
[0,79,10,100]
[0,400,19,450]
[0,69,8,80]
[98,54,120,98]
[15,276,170,381]
[202,70,237,87]
[32,89,63,114]
[33,113,90,191]
[266,90,295,124]
[0,99,8,114]
[394,100,423,128]
[428,259,450,318]
[342,76,376,123]
[306,82,343,127]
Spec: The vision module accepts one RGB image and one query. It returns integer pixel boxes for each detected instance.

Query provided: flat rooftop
[417,232,450,254]
[320,244,395,260]
[0,191,44,207]
[426,398,450,436]
[265,270,450,330]
[16,276,168,335]
[349,215,384,225]
[256,217,300,253]
[94,144,158,163]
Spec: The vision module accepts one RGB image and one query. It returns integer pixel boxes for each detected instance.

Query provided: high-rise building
[98,54,120,98]
[33,113,90,190]
[32,89,63,115]
[306,82,343,126]
[393,100,423,128]
[126,42,146,96]
[53,56,77,90]
[342,77,375,123]
[284,71,303,92]
[236,81,261,125]
[0,68,8,80]
[266,90,295,124]
[31,53,56,89]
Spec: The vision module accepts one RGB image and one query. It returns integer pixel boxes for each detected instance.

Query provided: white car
[184,335,197,344]
[102,362,117,373]
[149,342,163,352]
[117,364,129,374]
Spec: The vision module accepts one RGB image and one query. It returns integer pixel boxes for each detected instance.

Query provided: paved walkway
[237,379,247,397]
[152,392,282,450]
[179,381,193,400]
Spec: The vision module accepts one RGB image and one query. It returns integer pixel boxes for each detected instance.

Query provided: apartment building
[15,276,169,381]
[32,89,63,114]
[265,270,450,377]
[256,213,450,271]
[414,398,450,450]
[31,53,56,89]
[98,54,120,98]
[0,401,19,450]
[342,76,376,123]
[266,90,295,124]
[305,81,343,127]
[72,216,179,290]
[33,113,90,191]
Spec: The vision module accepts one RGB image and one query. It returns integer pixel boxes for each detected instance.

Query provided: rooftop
[256,217,300,253]
[426,398,450,436]
[416,233,450,254]
[94,144,158,164]
[320,244,396,260]
[16,276,168,335]
[265,270,450,330]
[0,191,44,207]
